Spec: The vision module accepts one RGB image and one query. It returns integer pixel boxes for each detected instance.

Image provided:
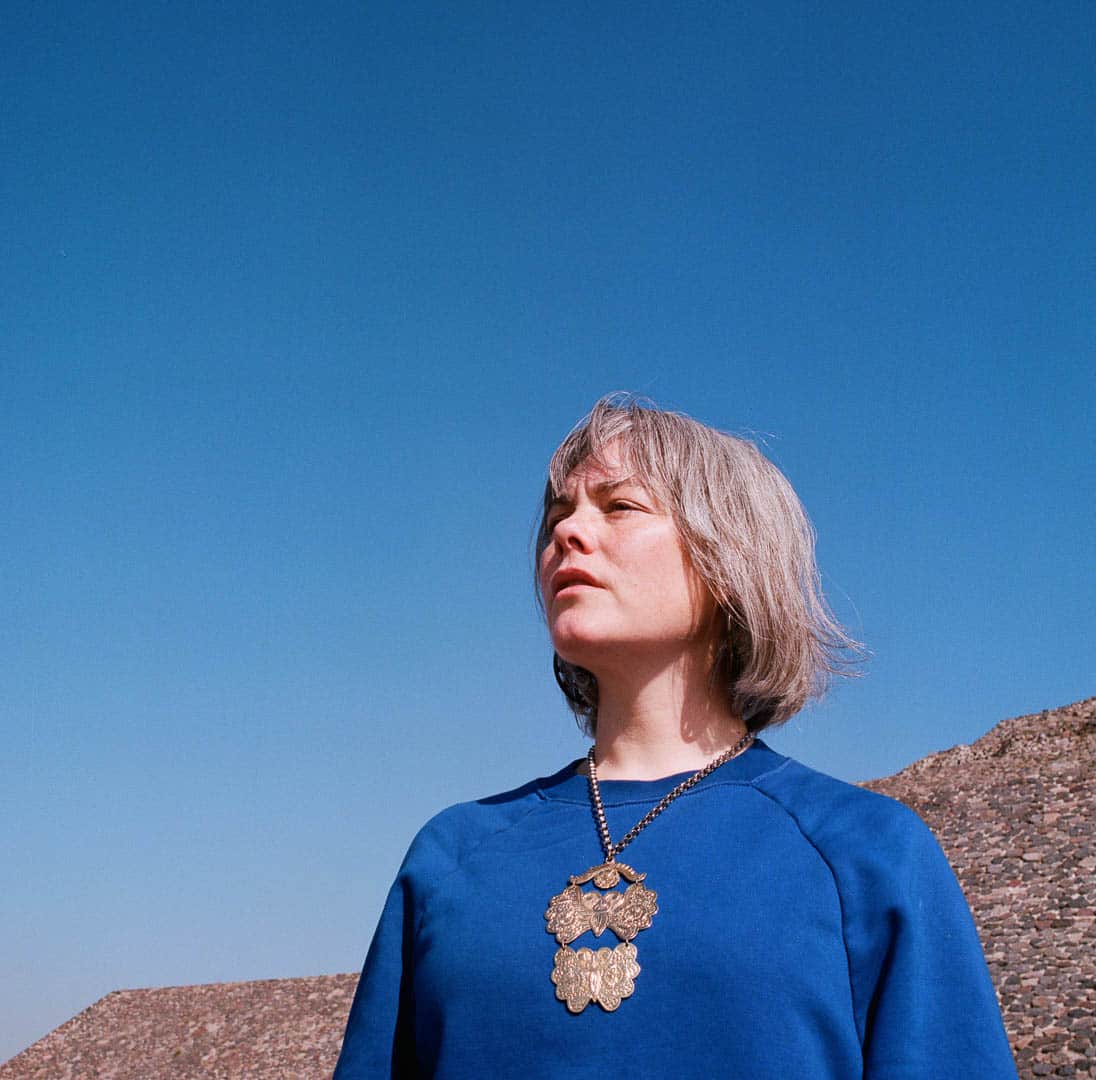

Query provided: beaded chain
[585,730,756,861]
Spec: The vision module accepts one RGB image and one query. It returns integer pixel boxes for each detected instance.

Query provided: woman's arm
[333,876,418,1079]
[857,821,1018,1079]
[754,760,1018,1078]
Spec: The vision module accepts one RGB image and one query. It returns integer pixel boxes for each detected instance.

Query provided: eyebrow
[547,476,642,511]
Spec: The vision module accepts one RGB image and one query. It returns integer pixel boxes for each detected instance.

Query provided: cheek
[646,541,712,622]
[631,533,692,590]
[537,548,555,597]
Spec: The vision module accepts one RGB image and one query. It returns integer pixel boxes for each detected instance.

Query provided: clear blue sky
[2,0,1093,1061]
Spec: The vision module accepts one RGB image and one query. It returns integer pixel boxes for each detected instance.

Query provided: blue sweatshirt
[334,740,1017,1078]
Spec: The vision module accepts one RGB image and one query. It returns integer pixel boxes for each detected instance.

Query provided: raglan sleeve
[332,865,419,1080]
[850,809,1019,1079]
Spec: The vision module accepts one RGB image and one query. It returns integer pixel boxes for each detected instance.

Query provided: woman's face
[538,442,718,674]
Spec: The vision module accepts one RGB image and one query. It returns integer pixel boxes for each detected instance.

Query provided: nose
[549,507,595,554]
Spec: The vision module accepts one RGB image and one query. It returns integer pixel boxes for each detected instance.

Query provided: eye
[608,500,641,513]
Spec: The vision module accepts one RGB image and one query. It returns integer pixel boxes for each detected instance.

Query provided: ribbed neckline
[536,738,785,805]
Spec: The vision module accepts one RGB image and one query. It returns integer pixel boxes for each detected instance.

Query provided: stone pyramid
[3,698,1091,1079]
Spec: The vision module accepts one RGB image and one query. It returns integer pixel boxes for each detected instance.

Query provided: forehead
[567,450,627,483]
[554,442,632,493]
[550,451,670,511]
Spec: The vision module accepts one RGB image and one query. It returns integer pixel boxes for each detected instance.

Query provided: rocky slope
[865,696,1094,1077]
[0,975,358,1080]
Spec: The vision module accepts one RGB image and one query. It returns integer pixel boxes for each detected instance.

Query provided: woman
[334,395,1017,1078]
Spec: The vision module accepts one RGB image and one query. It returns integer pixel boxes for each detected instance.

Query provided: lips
[550,567,602,599]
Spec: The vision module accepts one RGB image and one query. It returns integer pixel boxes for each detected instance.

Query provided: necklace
[544,731,755,1013]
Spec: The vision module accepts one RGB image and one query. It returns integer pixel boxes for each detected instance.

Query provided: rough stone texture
[866,697,1094,1078]
[0,974,358,1080]
[3,698,1091,1078]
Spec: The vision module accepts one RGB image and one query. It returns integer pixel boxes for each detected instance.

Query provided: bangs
[545,394,676,505]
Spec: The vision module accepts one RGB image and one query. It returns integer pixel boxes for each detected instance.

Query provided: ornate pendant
[544,861,658,1013]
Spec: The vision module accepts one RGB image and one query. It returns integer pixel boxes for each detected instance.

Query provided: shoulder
[748,751,966,928]
[752,753,993,1047]
[749,751,940,873]
[397,770,558,883]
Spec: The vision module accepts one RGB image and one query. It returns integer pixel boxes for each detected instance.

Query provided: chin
[551,639,593,668]
[550,630,625,674]
[550,631,599,669]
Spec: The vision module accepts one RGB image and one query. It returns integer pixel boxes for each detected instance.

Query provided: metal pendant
[544,861,658,1013]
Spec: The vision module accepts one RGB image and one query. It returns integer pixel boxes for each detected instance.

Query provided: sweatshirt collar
[536,738,785,805]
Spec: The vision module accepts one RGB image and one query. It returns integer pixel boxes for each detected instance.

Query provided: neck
[586,649,748,780]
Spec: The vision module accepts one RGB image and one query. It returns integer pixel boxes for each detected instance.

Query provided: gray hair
[535,393,863,733]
